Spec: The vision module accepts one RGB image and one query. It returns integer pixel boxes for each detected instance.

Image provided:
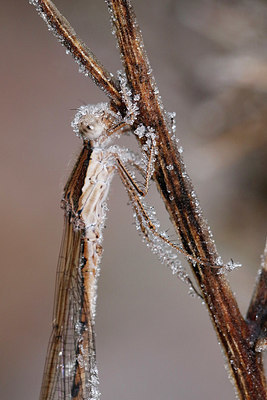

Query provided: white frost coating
[261,238,267,271]
[133,123,158,182]
[117,70,140,125]
[117,70,159,181]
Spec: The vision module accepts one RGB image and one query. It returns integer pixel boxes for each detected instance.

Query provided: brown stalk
[30,0,267,398]
[106,2,266,399]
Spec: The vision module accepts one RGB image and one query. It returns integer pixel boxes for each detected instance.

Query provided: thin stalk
[107,1,266,398]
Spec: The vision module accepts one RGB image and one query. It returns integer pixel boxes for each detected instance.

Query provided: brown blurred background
[1,1,266,399]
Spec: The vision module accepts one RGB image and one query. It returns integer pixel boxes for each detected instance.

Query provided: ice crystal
[224,259,242,272]
[167,111,177,133]
[212,256,242,273]
[135,124,146,139]
[166,164,174,171]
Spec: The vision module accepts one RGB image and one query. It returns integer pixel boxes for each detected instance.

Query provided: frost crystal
[166,164,174,171]
[212,256,241,273]
[224,259,242,272]
[167,111,177,133]
[135,124,146,139]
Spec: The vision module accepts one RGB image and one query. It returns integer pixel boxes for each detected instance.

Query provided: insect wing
[40,214,99,400]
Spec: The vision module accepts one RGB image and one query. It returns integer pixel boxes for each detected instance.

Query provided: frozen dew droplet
[166,164,174,171]
[135,124,146,138]
[225,259,242,272]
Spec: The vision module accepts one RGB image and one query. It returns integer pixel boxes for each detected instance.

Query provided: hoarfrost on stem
[117,70,140,125]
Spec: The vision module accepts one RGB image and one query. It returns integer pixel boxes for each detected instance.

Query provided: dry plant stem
[107,1,266,399]
[30,0,266,398]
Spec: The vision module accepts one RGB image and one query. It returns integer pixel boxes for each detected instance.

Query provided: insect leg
[115,140,155,197]
[117,166,205,298]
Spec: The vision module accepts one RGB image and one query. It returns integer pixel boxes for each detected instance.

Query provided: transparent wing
[40,212,99,400]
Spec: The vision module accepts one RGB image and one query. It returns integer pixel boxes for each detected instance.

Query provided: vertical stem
[107,1,267,398]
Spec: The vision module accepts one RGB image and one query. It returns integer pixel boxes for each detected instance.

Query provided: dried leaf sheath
[40,142,116,400]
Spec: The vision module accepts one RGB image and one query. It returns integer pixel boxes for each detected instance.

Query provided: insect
[39,100,213,400]
[39,103,116,400]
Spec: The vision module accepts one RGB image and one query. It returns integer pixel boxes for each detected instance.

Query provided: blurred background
[1,1,266,399]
